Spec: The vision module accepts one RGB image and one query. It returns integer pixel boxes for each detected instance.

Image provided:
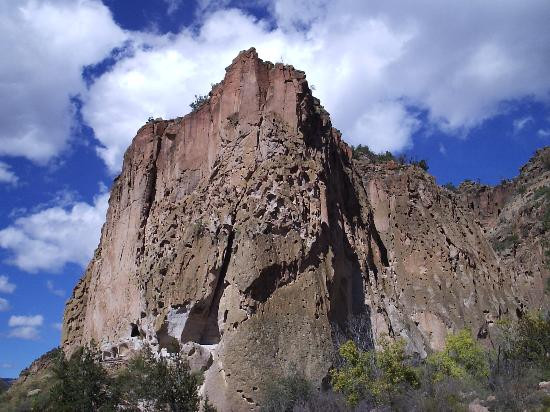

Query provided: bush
[427,329,489,383]
[351,145,395,163]
[413,159,429,171]
[495,312,550,366]
[331,338,419,406]
[47,345,118,411]
[329,316,549,411]
[261,372,313,412]
[189,94,208,112]
[31,345,208,412]
[117,346,201,412]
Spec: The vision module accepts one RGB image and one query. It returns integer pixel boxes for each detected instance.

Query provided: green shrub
[427,329,489,383]
[496,312,550,366]
[413,159,429,171]
[351,144,374,159]
[47,345,118,411]
[351,145,395,163]
[117,346,201,412]
[331,338,419,406]
[331,340,375,406]
[189,94,208,111]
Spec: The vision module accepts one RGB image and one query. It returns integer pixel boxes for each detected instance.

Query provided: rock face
[352,160,515,354]
[62,49,549,411]
[457,147,550,313]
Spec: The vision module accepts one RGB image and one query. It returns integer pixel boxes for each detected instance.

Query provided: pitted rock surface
[62,48,548,411]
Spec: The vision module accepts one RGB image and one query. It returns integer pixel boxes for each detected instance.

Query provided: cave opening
[130,323,140,337]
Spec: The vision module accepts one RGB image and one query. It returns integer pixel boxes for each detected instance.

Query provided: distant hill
[0,378,15,393]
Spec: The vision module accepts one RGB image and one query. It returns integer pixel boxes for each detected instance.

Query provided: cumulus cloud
[0,192,109,273]
[2,0,549,173]
[0,298,10,312]
[350,101,419,152]
[0,276,16,294]
[9,315,43,327]
[8,314,44,340]
[0,162,18,185]
[77,0,550,172]
[0,0,125,164]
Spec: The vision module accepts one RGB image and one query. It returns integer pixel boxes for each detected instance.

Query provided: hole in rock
[130,323,140,337]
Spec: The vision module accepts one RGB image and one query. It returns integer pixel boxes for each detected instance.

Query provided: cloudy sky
[1,0,549,376]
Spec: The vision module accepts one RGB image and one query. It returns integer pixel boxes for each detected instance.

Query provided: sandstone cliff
[62,48,548,411]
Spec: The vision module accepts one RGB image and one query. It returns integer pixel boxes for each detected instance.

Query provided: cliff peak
[62,50,548,411]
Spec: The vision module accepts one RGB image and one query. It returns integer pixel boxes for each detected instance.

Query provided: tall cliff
[62,49,548,411]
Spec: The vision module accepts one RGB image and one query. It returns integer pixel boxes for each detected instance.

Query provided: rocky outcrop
[62,48,546,411]
[458,148,550,313]
[63,48,380,410]
[351,159,520,353]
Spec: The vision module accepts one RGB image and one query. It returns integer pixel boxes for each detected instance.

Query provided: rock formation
[457,147,550,313]
[62,48,549,411]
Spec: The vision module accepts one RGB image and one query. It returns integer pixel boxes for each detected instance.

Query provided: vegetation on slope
[261,311,550,411]
[0,344,213,412]
[351,144,429,171]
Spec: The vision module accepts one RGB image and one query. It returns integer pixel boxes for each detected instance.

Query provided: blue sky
[0,0,549,378]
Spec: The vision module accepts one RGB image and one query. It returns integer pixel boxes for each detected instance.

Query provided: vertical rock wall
[62,49,544,410]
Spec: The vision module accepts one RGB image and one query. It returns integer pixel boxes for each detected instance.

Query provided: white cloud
[79,0,550,172]
[439,143,447,155]
[0,0,126,164]
[8,315,43,340]
[0,363,13,368]
[0,298,10,312]
[513,116,533,133]
[0,162,18,185]
[538,129,550,138]
[9,326,40,340]
[53,322,63,331]
[2,0,550,173]
[46,280,65,297]
[0,276,16,294]
[0,192,109,273]
[8,315,43,327]
[350,101,419,153]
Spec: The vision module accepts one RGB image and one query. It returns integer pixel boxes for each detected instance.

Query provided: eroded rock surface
[457,148,550,313]
[62,49,548,411]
